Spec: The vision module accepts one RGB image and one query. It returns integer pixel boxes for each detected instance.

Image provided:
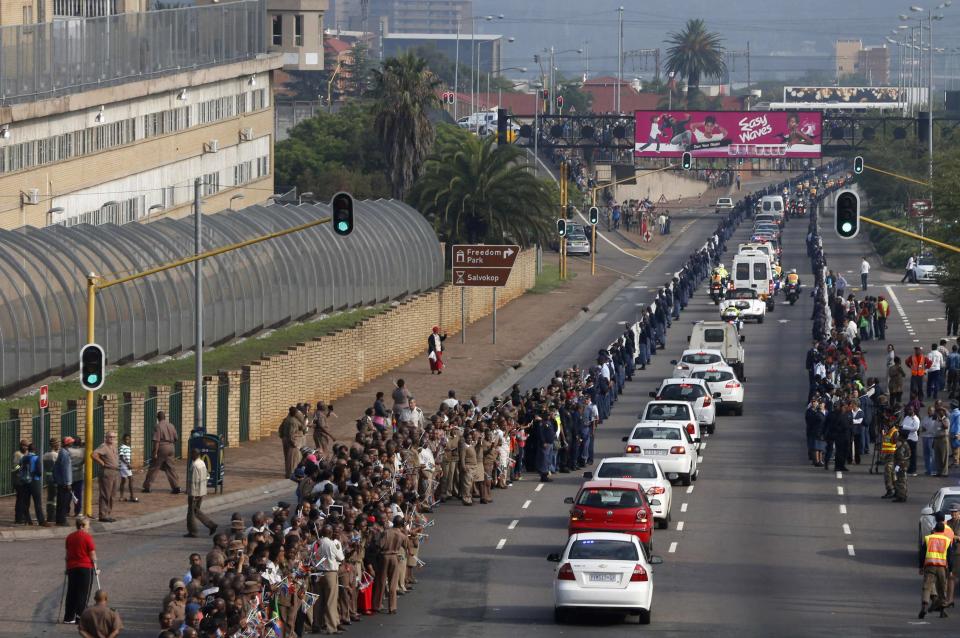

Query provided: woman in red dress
[428,326,447,374]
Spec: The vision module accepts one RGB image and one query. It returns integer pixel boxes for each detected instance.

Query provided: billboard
[783,86,902,107]
[634,110,822,159]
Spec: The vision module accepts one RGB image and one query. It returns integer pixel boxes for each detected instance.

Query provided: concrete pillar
[99,394,119,440]
[10,408,32,445]
[124,392,146,469]
[224,370,242,448]
[177,381,195,458]
[243,362,262,442]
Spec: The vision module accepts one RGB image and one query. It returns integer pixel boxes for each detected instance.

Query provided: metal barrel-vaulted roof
[0,199,443,396]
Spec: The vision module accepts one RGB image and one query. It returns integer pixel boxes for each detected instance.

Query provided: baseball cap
[63,436,75,446]
[173,580,186,590]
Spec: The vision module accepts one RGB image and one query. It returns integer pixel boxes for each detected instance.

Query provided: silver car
[918,486,960,560]
[566,233,591,256]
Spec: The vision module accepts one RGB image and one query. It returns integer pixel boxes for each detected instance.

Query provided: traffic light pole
[860,215,960,255]
[194,178,204,434]
[83,274,96,517]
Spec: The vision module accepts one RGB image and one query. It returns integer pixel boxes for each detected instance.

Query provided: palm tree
[370,52,441,199]
[410,125,558,247]
[664,19,726,100]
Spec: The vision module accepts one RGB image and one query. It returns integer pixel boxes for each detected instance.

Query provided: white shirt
[441,398,459,410]
[860,260,870,275]
[900,414,920,442]
[317,536,345,572]
[813,361,826,380]
[418,447,435,472]
[649,122,661,137]
[906,256,915,269]
[928,349,944,372]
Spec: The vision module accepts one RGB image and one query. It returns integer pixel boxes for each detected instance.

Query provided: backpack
[17,453,34,484]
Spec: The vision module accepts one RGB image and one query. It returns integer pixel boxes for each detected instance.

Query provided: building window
[202,171,221,197]
[22,6,33,24]
[161,185,176,208]
[272,14,282,45]
[197,96,236,125]
[72,196,143,227]
[233,160,253,186]
[294,15,304,46]
[256,155,270,179]
[251,89,267,110]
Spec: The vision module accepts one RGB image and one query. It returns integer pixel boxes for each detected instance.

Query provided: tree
[342,42,374,98]
[371,52,442,199]
[556,75,593,113]
[404,44,471,89]
[410,125,559,248]
[664,19,727,99]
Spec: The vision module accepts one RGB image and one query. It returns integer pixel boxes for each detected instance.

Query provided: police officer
[919,521,953,619]
[880,421,900,498]
[458,430,480,506]
[440,423,461,502]
[893,430,911,503]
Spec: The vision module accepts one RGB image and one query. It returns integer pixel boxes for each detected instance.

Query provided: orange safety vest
[880,427,898,454]
[909,355,928,377]
[923,533,952,568]
[786,273,799,285]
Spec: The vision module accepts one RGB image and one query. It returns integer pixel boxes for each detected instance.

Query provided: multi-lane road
[8,180,956,637]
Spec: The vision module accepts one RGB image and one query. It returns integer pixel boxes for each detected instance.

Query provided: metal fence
[275,101,322,142]
[0,0,266,104]
[0,199,443,395]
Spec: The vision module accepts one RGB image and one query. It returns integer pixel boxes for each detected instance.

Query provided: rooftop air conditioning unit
[205,139,220,153]
[239,127,254,142]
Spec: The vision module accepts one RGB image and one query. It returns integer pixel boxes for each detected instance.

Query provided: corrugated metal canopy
[0,199,443,395]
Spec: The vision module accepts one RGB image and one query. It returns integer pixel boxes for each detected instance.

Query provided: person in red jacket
[63,516,98,624]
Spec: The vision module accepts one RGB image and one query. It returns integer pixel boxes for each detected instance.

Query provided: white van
[732,252,775,311]
[687,321,746,381]
[760,195,785,216]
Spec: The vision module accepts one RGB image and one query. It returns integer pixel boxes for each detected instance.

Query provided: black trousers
[834,436,850,469]
[64,567,93,622]
[56,485,73,526]
[29,481,45,524]
[14,483,30,523]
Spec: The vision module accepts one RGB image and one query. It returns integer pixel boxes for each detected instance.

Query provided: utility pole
[616,6,624,113]
[454,18,461,120]
[928,11,934,195]
[746,41,751,91]
[193,177,204,433]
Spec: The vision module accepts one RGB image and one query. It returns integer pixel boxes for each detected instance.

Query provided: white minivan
[760,195,785,215]
[732,252,775,311]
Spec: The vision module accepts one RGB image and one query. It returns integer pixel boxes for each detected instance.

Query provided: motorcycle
[785,282,800,305]
[710,281,726,304]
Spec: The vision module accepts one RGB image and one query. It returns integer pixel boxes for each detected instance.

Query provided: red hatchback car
[564,479,654,554]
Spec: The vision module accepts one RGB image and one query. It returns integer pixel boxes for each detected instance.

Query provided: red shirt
[65,530,95,570]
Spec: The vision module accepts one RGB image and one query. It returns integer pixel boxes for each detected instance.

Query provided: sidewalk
[0,257,618,540]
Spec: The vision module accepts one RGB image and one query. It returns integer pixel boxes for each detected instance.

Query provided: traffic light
[79,343,105,391]
[681,152,692,170]
[589,206,599,225]
[542,89,549,101]
[853,155,864,175]
[497,108,508,145]
[556,95,564,109]
[557,218,567,237]
[737,157,744,166]
[441,91,455,105]
[835,190,860,239]
[331,192,354,236]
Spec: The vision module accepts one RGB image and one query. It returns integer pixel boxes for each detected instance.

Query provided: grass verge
[530,262,576,294]
[0,305,388,416]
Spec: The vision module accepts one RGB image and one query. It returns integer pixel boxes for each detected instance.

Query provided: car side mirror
[713,392,722,399]
[583,471,593,479]
[649,556,664,565]
[649,391,657,398]
[921,506,934,516]
[563,497,575,505]
[670,359,678,365]
[547,553,562,562]
[621,436,628,442]
[740,335,746,342]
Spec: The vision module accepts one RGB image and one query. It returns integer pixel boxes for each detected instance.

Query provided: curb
[0,479,292,541]
[474,277,631,406]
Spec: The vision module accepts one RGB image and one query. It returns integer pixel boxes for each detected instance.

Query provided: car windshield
[659,383,705,401]
[597,462,658,480]
[631,426,683,440]
[576,488,643,509]
[568,539,639,561]
[918,256,937,267]
[682,352,722,365]
[643,403,691,420]
[693,369,734,383]
[940,494,960,511]
[732,290,757,299]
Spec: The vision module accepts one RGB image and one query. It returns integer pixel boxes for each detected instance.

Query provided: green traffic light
[337,221,349,232]
[86,373,99,384]
[841,222,853,233]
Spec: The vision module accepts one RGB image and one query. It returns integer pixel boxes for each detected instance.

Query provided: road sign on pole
[39,385,48,410]
[909,199,933,218]
[452,244,520,270]
[452,244,520,344]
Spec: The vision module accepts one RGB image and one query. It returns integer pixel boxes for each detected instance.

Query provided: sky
[474,0,960,82]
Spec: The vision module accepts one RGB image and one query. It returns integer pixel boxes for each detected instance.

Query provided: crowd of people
[137,162,776,638]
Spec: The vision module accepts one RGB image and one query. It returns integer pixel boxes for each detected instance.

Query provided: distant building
[834,39,889,85]
[266,0,330,72]
[0,0,282,230]
[333,0,471,34]
[382,32,501,73]
[835,39,862,80]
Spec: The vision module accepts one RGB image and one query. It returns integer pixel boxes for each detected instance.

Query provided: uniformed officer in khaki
[893,431,911,502]
[480,429,497,504]
[142,411,181,493]
[441,423,461,501]
[376,516,411,613]
[279,406,307,477]
[458,430,480,506]
[91,432,120,522]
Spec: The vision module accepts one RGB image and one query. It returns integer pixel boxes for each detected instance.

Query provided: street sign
[39,385,48,410]
[452,244,520,269]
[452,267,513,287]
[909,199,933,218]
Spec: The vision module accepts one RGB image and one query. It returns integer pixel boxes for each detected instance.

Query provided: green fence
[118,401,132,441]
[217,382,229,445]
[0,419,19,496]
[143,396,158,464]
[31,411,51,449]
[239,378,250,443]
[169,391,183,459]
[92,406,104,479]
[61,410,77,439]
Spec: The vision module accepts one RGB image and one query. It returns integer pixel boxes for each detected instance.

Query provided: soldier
[142,411,181,494]
[879,420,899,499]
[893,430,911,502]
[458,430,480,506]
[91,432,120,523]
[279,406,307,478]
[480,429,497,504]
[311,401,336,460]
[441,423,461,502]
[376,515,411,614]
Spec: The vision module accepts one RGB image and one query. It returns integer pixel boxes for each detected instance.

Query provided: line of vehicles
[549,319,752,625]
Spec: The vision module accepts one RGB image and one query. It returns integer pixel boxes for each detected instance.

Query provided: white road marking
[681,503,688,513]
[535,483,545,492]
[837,486,844,496]
[700,442,707,450]
[914,339,921,343]
[842,523,852,535]
[917,299,934,303]
[590,312,608,323]
[928,318,938,322]
[686,485,695,494]
[885,285,912,333]
[676,521,685,531]
[839,504,847,514]
[496,538,507,550]
[522,500,532,509]
[698,455,704,463]
[668,542,678,553]
[508,520,519,530]
[847,544,856,557]
[777,319,790,324]
[836,471,843,479]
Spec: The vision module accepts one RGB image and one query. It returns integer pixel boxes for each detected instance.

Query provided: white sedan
[622,422,699,486]
[637,400,702,450]
[689,364,745,416]
[720,288,767,323]
[918,486,960,560]
[652,378,718,435]
[549,532,662,625]
[589,457,674,529]
[670,349,728,378]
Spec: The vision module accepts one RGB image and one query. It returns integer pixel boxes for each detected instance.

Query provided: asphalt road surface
[9,180,955,637]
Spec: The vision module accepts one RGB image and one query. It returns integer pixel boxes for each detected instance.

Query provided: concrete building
[383,32,501,73]
[835,39,890,84]
[835,39,862,80]
[333,0,471,34]
[266,0,330,71]
[0,0,283,230]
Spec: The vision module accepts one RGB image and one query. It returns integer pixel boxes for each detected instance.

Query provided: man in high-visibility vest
[880,424,900,499]
[876,294,890,341]
[906,346,932,404]
[919,521,953,619]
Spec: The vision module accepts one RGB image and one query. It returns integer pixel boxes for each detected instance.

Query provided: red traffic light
[542,89,549,100]
[556,95,564,108]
